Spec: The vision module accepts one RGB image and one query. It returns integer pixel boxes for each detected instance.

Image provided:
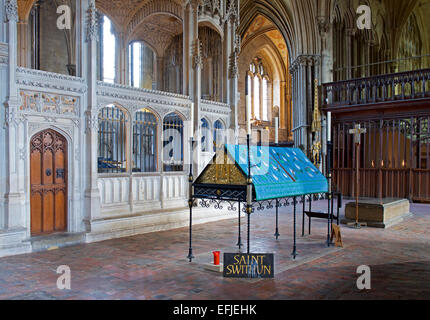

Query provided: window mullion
[260,76,264,121]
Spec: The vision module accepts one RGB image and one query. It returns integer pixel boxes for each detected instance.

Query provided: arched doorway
[30,129,68,236]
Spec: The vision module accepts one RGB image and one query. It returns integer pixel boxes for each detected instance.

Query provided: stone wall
[38,0,72,75]
[0,0,6,230]
[0,61,6,230]
[141,45,154,90]
[0,0,4,41]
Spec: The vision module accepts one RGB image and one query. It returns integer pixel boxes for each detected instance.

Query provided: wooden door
[30,130,68,236]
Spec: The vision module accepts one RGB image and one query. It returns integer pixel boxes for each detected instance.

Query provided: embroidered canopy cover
[194,145,328,201]
[223,145,328,201]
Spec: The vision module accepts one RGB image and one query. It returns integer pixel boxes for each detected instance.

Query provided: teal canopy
[225,145,328,201]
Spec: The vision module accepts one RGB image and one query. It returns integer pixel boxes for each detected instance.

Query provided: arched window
[262,77,268,121]
[163,113,184,172]
[133,109,158,173]
[129,42,142,88]
[101,15,116,83]
[98,105,127,173]
[247,74,252,103]
[214,120,224,152]
[129,41,155,89]
[253,75,260,120]
[201,118,210,152]
[248,60,270,122]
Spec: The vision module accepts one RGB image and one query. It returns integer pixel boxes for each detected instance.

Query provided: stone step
[27,233,86,252]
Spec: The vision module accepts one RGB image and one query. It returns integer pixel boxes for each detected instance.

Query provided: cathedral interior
[0,0,429,301]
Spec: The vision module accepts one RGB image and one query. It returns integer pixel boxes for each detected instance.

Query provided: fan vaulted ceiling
[95,0,184,32]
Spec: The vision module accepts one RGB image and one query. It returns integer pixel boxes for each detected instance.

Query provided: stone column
[289,65,296,145]
[75,0,83,77]
[307,57,313,131]
[17,20,30,68]
[223,18,232,104]
[280,80,287,131]
[156,56,164,91]
[4,0,25,230]
[84,0,101,224]
[292,55,322,154]
[191,0,202,175]
[345,29,355,80]
[320,24,332,154]
[299,57,307,150]
[97,12,104,81]
[152,53,157,89]
[115,32,128,85]
[228,16,239,137]
[318,17,332,84]
[182,2,192,96]
[286,78,293,141]
[0,0,5,230]
[289,67,295,143]
[0,0,5,41]
[206,57,213,98]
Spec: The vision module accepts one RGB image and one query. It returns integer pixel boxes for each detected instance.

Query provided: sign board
[223,253,274,279]
[331,224,343,247]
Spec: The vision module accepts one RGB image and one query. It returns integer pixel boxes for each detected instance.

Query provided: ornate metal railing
[322,68,430,109]
[197,193,329,214]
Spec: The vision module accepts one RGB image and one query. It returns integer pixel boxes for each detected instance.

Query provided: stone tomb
[342,198,412,228]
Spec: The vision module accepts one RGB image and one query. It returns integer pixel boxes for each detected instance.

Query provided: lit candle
[275,117,279,145]
[327,112,332,142]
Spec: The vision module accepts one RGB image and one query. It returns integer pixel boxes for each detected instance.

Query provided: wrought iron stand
[187,138,195,262]
[326,140,333,247]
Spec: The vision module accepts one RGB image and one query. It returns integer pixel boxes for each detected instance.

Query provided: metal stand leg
[292,197,297,259]
[337,195,340,225]
[237,202,242,249]
[327,193,331,247]
[275,199,280,239]
[309,196,312,235]
[247,211,251,254]
[331,194,335,228]
[187,138,195,262]
[302,196,306,237]
[187,200,194,262]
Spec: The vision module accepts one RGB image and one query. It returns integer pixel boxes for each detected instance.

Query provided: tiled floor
[0,201,429,300]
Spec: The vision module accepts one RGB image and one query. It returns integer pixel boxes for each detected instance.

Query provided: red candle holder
[213,251,221,265]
